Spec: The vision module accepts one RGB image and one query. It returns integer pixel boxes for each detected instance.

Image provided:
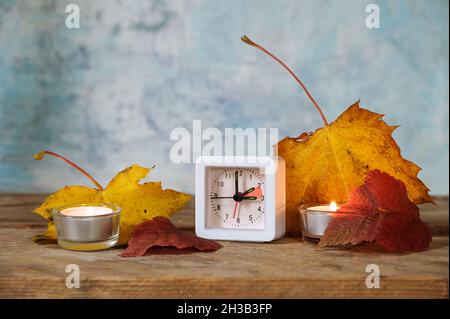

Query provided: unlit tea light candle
[52,203,121,251]
[299,201,340,240]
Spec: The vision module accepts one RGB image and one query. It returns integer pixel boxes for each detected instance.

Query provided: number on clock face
[207,167,265,230]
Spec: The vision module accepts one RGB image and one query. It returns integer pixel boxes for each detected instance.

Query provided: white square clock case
[195,156,285,242]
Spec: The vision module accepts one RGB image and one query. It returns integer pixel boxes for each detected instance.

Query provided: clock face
[207,167,265,230]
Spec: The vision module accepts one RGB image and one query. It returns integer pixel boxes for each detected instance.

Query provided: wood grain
[0,193,448,298]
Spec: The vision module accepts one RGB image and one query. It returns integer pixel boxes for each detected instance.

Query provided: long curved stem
[33,150,104,190]
[241,35,328,127]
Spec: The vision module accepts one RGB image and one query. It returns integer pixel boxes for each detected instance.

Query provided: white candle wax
[61,206,113,217]
[307,201,339,212]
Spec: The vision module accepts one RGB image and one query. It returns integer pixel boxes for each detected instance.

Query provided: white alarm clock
[195,156,285,242]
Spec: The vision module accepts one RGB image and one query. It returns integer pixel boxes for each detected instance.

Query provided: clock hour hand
[240,196,257,200]
[240,186,263,200]
[241,187,255,196]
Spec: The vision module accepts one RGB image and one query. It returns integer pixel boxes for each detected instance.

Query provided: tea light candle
[307,201,338,213]
[52,203,121,251]
[61,206,115,217]
[298,201,340,240]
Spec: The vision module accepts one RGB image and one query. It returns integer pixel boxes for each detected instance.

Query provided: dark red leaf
[364,170,420,216]
[318,170,432,252]
[377,218,432,252]
[121,217,222,257]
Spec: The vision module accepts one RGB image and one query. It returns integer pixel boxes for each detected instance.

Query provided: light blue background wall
[0,0,448,195]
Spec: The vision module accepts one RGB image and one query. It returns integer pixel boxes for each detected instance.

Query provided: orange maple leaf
[278,101,431,232]
[242,36,432,233]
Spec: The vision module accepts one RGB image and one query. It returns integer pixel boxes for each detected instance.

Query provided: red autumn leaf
[121,217,222,257]
[318,170,432,252]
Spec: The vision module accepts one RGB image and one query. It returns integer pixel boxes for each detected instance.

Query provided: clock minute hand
[210,196,234,199]
[235,170,239,195]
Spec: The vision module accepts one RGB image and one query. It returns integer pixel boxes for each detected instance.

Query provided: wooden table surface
[0,193,448,299]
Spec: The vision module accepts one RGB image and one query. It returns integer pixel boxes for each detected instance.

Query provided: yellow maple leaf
[102,165,192,243]
[32,152,191,244]
[278,101,432,233]
[31,222,57,242]
[241,36,432,233]
[34,186,101,220]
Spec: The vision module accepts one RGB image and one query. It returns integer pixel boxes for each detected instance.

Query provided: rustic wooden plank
[0,193,47,207]
[0,193,195,230]
[0,193,448,298]
[417,198,449,235]
[1,194,447,235]
[0,229,448,298]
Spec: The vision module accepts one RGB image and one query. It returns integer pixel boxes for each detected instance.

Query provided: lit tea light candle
[298,201,341,240]
[307,201,339,213]
[52,203,121,251]
[61,206,114,217]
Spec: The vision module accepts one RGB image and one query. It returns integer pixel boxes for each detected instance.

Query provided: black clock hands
[240,196,257,200]
[209,195,257,200]
[238,187,257,200]
[241,187,254,196]
[210,186,259,200]
[210,196,234,199]
[235,170,239,195]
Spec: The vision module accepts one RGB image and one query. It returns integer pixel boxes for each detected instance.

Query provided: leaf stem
[241,35,328,127]
[33,150,104,190]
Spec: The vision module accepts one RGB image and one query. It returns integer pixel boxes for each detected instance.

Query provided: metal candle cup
[52,203,121,251]
[298,202,341,240]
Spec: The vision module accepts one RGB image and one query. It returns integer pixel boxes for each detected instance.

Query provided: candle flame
[330,201,338,212]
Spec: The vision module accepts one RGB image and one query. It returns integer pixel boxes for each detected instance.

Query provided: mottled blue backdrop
[0,0,448,195]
